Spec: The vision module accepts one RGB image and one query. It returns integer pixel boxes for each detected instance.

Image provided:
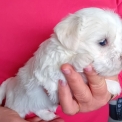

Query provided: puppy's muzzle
[120,55,122,60]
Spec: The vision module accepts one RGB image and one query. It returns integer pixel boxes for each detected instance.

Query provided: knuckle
[98,98,109,107]
[75,90,90,102]
[99,102,107,108]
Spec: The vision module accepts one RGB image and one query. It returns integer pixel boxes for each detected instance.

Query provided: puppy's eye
[99,39,107,46]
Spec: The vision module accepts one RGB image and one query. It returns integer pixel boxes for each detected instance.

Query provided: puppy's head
[54,7,122,76]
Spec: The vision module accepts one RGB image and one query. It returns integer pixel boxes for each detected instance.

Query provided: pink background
[0,0,122,122]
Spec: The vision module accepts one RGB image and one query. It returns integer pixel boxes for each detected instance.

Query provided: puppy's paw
[49,105,58,113]
[35,110,57,121]
[105,79,122,95]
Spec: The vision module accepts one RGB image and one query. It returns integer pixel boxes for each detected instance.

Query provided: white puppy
[0,7,122,121]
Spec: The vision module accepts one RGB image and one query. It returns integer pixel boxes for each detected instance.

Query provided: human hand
[0,106,28,122]
[58,64,118,115]
[0,106,64,122]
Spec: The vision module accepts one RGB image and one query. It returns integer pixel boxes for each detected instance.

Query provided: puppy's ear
[54,14,81,51]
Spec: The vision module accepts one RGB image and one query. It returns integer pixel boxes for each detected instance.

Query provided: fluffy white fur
[0,7,122,121]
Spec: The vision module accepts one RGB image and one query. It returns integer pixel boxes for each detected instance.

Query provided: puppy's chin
[92,61,122,77]
[96,70,121,77]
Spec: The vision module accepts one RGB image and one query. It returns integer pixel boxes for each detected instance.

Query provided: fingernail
[61,69,71,74]
[59,80,67,86]
[84,65,92,72]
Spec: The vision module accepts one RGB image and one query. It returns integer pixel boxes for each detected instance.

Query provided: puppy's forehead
[75,8,122,53]
[77,8,122,38]
[112,30,122,53]
[77,8,122,29]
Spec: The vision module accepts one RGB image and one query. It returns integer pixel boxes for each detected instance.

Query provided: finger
[50,118,64,122]
[61,64,92,103]
[105,75,118,81]
[58,80,79,115]
[84,65,104,86]
[26,116,41,122]
[39,118,64,122]
[84,65,111,101]
[14,118,29,122]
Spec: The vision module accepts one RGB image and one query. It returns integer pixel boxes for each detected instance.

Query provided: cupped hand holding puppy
[58,64,118,115]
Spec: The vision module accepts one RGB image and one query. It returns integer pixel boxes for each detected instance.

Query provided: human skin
[0,106,64,122]
[58,64,118,114]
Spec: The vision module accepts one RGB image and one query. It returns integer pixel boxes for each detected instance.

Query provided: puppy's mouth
[92,56,122,77]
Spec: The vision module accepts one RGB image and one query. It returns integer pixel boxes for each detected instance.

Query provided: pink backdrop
[0,0,122,122]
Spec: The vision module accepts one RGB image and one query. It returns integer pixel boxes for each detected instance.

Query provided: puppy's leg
[43,81,60,104]
[105,79,121,95]
[35,109,57,121]
[48,90,59,104]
